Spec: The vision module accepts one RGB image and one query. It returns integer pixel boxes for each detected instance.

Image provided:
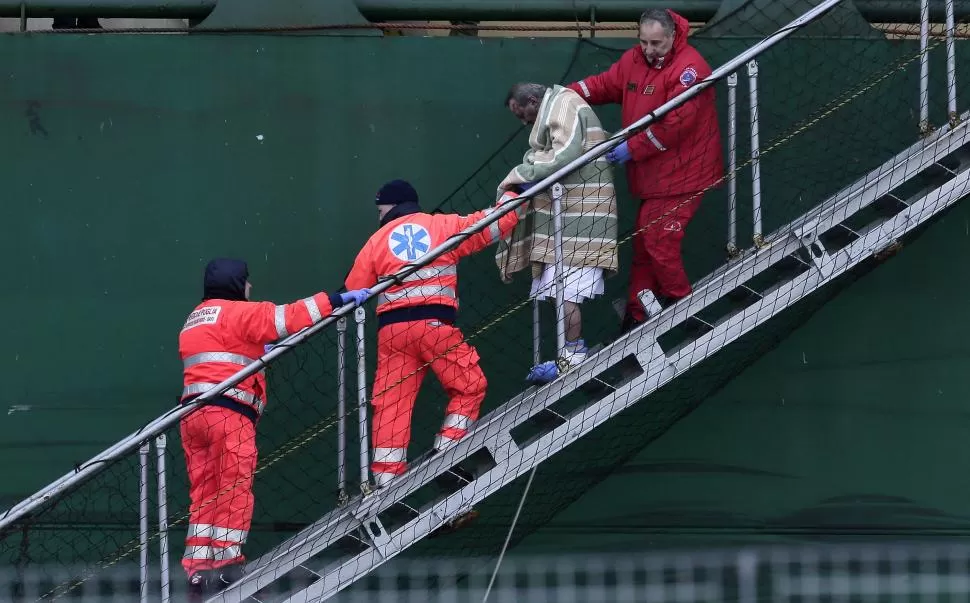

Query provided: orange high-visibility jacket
[345,197,520,324]
[179,292,340,416]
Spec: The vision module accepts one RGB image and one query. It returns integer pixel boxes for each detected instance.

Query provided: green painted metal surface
[358,0,970,23]
[0,18,968,569]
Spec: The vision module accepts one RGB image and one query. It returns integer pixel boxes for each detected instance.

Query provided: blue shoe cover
[526,361,559,384]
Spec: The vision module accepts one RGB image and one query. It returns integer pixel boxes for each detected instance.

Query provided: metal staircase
[207,95,970,602]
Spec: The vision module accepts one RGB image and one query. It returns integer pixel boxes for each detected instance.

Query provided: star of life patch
[182,305,222,332]
[679,66,698,88]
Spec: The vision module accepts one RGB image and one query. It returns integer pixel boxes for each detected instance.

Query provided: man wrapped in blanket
[497,82,619,383]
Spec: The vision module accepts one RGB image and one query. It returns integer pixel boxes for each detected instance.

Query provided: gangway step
[207,110,970,603]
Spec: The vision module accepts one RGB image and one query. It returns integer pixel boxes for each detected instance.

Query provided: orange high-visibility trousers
[370,319,487,485]
[179,405,258,576]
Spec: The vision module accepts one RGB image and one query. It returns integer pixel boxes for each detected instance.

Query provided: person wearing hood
[178,258,370,600]
[344,180,520,503]
[566,8,724,332]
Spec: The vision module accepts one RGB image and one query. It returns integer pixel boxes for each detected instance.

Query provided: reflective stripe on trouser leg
[372,447,408,486]
[183,545,214,561]
[424,323,487,450]
[180,410,222,576]
[212,544,244,565]
[371,323,427,484]
[210,408,258,569]
[433,413,472,450]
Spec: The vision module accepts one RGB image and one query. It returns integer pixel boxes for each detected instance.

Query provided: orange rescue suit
[345,195,520,486]
[178,288,340,576]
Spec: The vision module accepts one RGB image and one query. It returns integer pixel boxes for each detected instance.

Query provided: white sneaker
[637,290,664,319]
[560,340,589,370]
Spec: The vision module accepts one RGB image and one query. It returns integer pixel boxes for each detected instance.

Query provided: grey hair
[638,8,675,35]
[505,82,548,107]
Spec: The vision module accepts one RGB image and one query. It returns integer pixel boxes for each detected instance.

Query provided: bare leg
[564,301,582,343]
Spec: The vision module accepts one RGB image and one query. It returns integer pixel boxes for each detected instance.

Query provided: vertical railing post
[354,307,371,494]
[919,0,931,134]
[726,72,740,259]
[138,441,150,603]
[336,317,350,504]
[946,0,958,125]
[532,299,541,367]
[747,60,764,248]
[551,182,567,357]
[155,434,171,603]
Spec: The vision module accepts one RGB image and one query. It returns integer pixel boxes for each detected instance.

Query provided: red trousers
[179,405,258,576]
[370,319,487,486]
[626,194,703,322]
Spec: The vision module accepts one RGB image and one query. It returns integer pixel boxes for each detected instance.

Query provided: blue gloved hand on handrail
[340,288,372,308]
[606,141,632,165]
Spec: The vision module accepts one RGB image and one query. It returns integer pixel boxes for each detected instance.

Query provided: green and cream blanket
[495,85,619,284]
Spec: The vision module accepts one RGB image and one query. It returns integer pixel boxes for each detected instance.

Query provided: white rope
[481,464,538,603]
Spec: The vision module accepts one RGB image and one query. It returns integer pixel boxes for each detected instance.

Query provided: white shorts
[530,263,604,304]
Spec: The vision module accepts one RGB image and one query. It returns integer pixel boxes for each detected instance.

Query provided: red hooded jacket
[567,10,723,201]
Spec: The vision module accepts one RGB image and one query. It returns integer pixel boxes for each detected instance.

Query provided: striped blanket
[495,85,619,284]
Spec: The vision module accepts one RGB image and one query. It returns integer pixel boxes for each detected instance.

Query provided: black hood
[203,258,249,301]
[380,201,422,227]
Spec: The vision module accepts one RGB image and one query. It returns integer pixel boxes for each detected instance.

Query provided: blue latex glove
[526,361,559,385]
[606,141,632,165]
[340,288,372,307]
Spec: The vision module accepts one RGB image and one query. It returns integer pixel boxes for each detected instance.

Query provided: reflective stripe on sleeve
[578,80,591,98]
[303,297,322,323]
[646,128,667,151]
[274,305,288,338]
[488,222,501,242]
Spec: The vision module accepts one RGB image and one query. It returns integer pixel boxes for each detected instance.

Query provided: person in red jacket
[179,258,370,600]
[344,180,520,492]
[567,8,724,331]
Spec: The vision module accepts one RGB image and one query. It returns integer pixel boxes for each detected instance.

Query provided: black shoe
[619,311,645,335]
[212,563,246,591]
[187,571,211,603]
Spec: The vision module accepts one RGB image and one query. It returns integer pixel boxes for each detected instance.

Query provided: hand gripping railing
[0,0,846,536]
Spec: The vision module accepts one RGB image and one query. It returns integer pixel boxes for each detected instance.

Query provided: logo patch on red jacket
[679,66,698,88]
[388,223,431,261]
[182,306,222,332]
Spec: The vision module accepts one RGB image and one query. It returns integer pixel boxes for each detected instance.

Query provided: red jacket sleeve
[566,55,625,106]
[237,291,340,344]
[627,61,711,162]
[452,193,522,258]
[344,238,377,291]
